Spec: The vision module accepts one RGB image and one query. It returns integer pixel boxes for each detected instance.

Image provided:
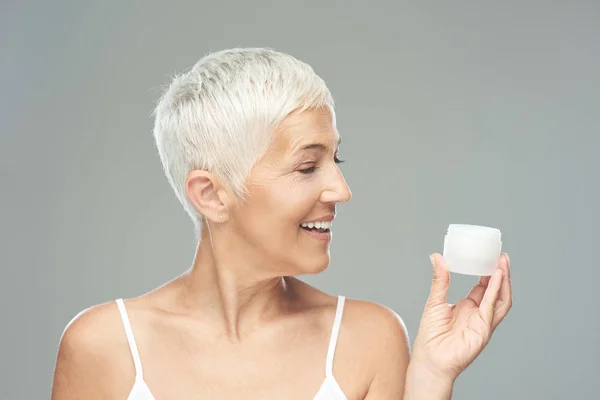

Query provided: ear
[184,170,232,222]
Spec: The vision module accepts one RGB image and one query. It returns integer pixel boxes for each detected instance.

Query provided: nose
[320,167,352,204]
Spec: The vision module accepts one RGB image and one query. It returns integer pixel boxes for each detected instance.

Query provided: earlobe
[185,170,230,222]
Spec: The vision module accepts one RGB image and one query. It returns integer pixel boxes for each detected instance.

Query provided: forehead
[270,107,340,155]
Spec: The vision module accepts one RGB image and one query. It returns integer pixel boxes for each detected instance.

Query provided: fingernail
[430,254,436,269]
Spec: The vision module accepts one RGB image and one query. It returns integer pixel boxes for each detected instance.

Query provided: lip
[300,226,332,242]
[300,214,335,224]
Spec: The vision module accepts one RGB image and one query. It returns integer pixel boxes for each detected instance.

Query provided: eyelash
[298,156,345,174]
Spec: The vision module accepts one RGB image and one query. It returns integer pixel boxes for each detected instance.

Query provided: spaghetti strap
[115,298,144,379]
[325,295,346,377]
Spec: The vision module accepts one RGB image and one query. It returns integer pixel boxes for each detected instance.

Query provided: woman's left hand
[410,253,512,382]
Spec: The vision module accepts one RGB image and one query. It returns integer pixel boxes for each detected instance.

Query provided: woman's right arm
[51,304,133,399]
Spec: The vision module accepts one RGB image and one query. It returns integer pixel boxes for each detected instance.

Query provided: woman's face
[230,106,352,276]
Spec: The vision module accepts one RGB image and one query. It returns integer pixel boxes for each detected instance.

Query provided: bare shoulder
[342,297,410,355]
[290,278,410,350]
[51,300,135,399]
[341,298,411,398]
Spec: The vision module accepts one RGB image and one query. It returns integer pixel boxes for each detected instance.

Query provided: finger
[505,253,511,285]
[427,253,450,307]
[466,280,488,306]
[496,254,511,302]
[492,253,513,330]
[479,268,504,327]
[479,275,491,287]
[466,270,494,306]
[500,253,511,295]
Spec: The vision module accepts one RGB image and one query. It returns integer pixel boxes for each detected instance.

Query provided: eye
[298,155,345,174]
[298,165,318,174]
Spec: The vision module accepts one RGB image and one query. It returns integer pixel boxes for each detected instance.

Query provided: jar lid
[446,224,501,241]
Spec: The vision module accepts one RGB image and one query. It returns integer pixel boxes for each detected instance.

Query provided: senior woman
[51,48,512,399]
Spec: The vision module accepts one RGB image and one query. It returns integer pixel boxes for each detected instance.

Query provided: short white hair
[152,48,334,232]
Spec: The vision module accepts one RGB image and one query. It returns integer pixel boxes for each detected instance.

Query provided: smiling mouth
[300,225,331,233]
[299,220,332,233]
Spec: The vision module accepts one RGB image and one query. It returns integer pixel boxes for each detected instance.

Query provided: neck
[176,223,294,343]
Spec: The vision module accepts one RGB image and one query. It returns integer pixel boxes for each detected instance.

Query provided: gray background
[1,1,598,399]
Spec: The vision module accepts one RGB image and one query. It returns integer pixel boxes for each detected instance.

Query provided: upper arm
[357,302,411,400]
[51,303,132,399]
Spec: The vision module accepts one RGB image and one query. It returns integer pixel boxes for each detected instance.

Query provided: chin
[297,255,331,275]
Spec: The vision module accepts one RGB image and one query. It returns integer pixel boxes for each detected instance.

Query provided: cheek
[236,186,297,234]
[281,182,321,220]
[238,179,322,238]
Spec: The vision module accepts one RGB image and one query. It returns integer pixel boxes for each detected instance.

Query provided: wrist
[403,359,455,400]
[408,354,458,382]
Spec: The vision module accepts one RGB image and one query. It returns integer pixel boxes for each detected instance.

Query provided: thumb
[427,253,450,307]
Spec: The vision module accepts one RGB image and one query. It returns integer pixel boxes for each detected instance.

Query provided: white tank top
[115,296,349,400]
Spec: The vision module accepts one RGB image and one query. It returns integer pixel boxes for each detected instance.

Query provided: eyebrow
[294,137,342,154]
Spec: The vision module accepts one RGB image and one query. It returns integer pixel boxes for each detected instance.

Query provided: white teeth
[300,221,332,230]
